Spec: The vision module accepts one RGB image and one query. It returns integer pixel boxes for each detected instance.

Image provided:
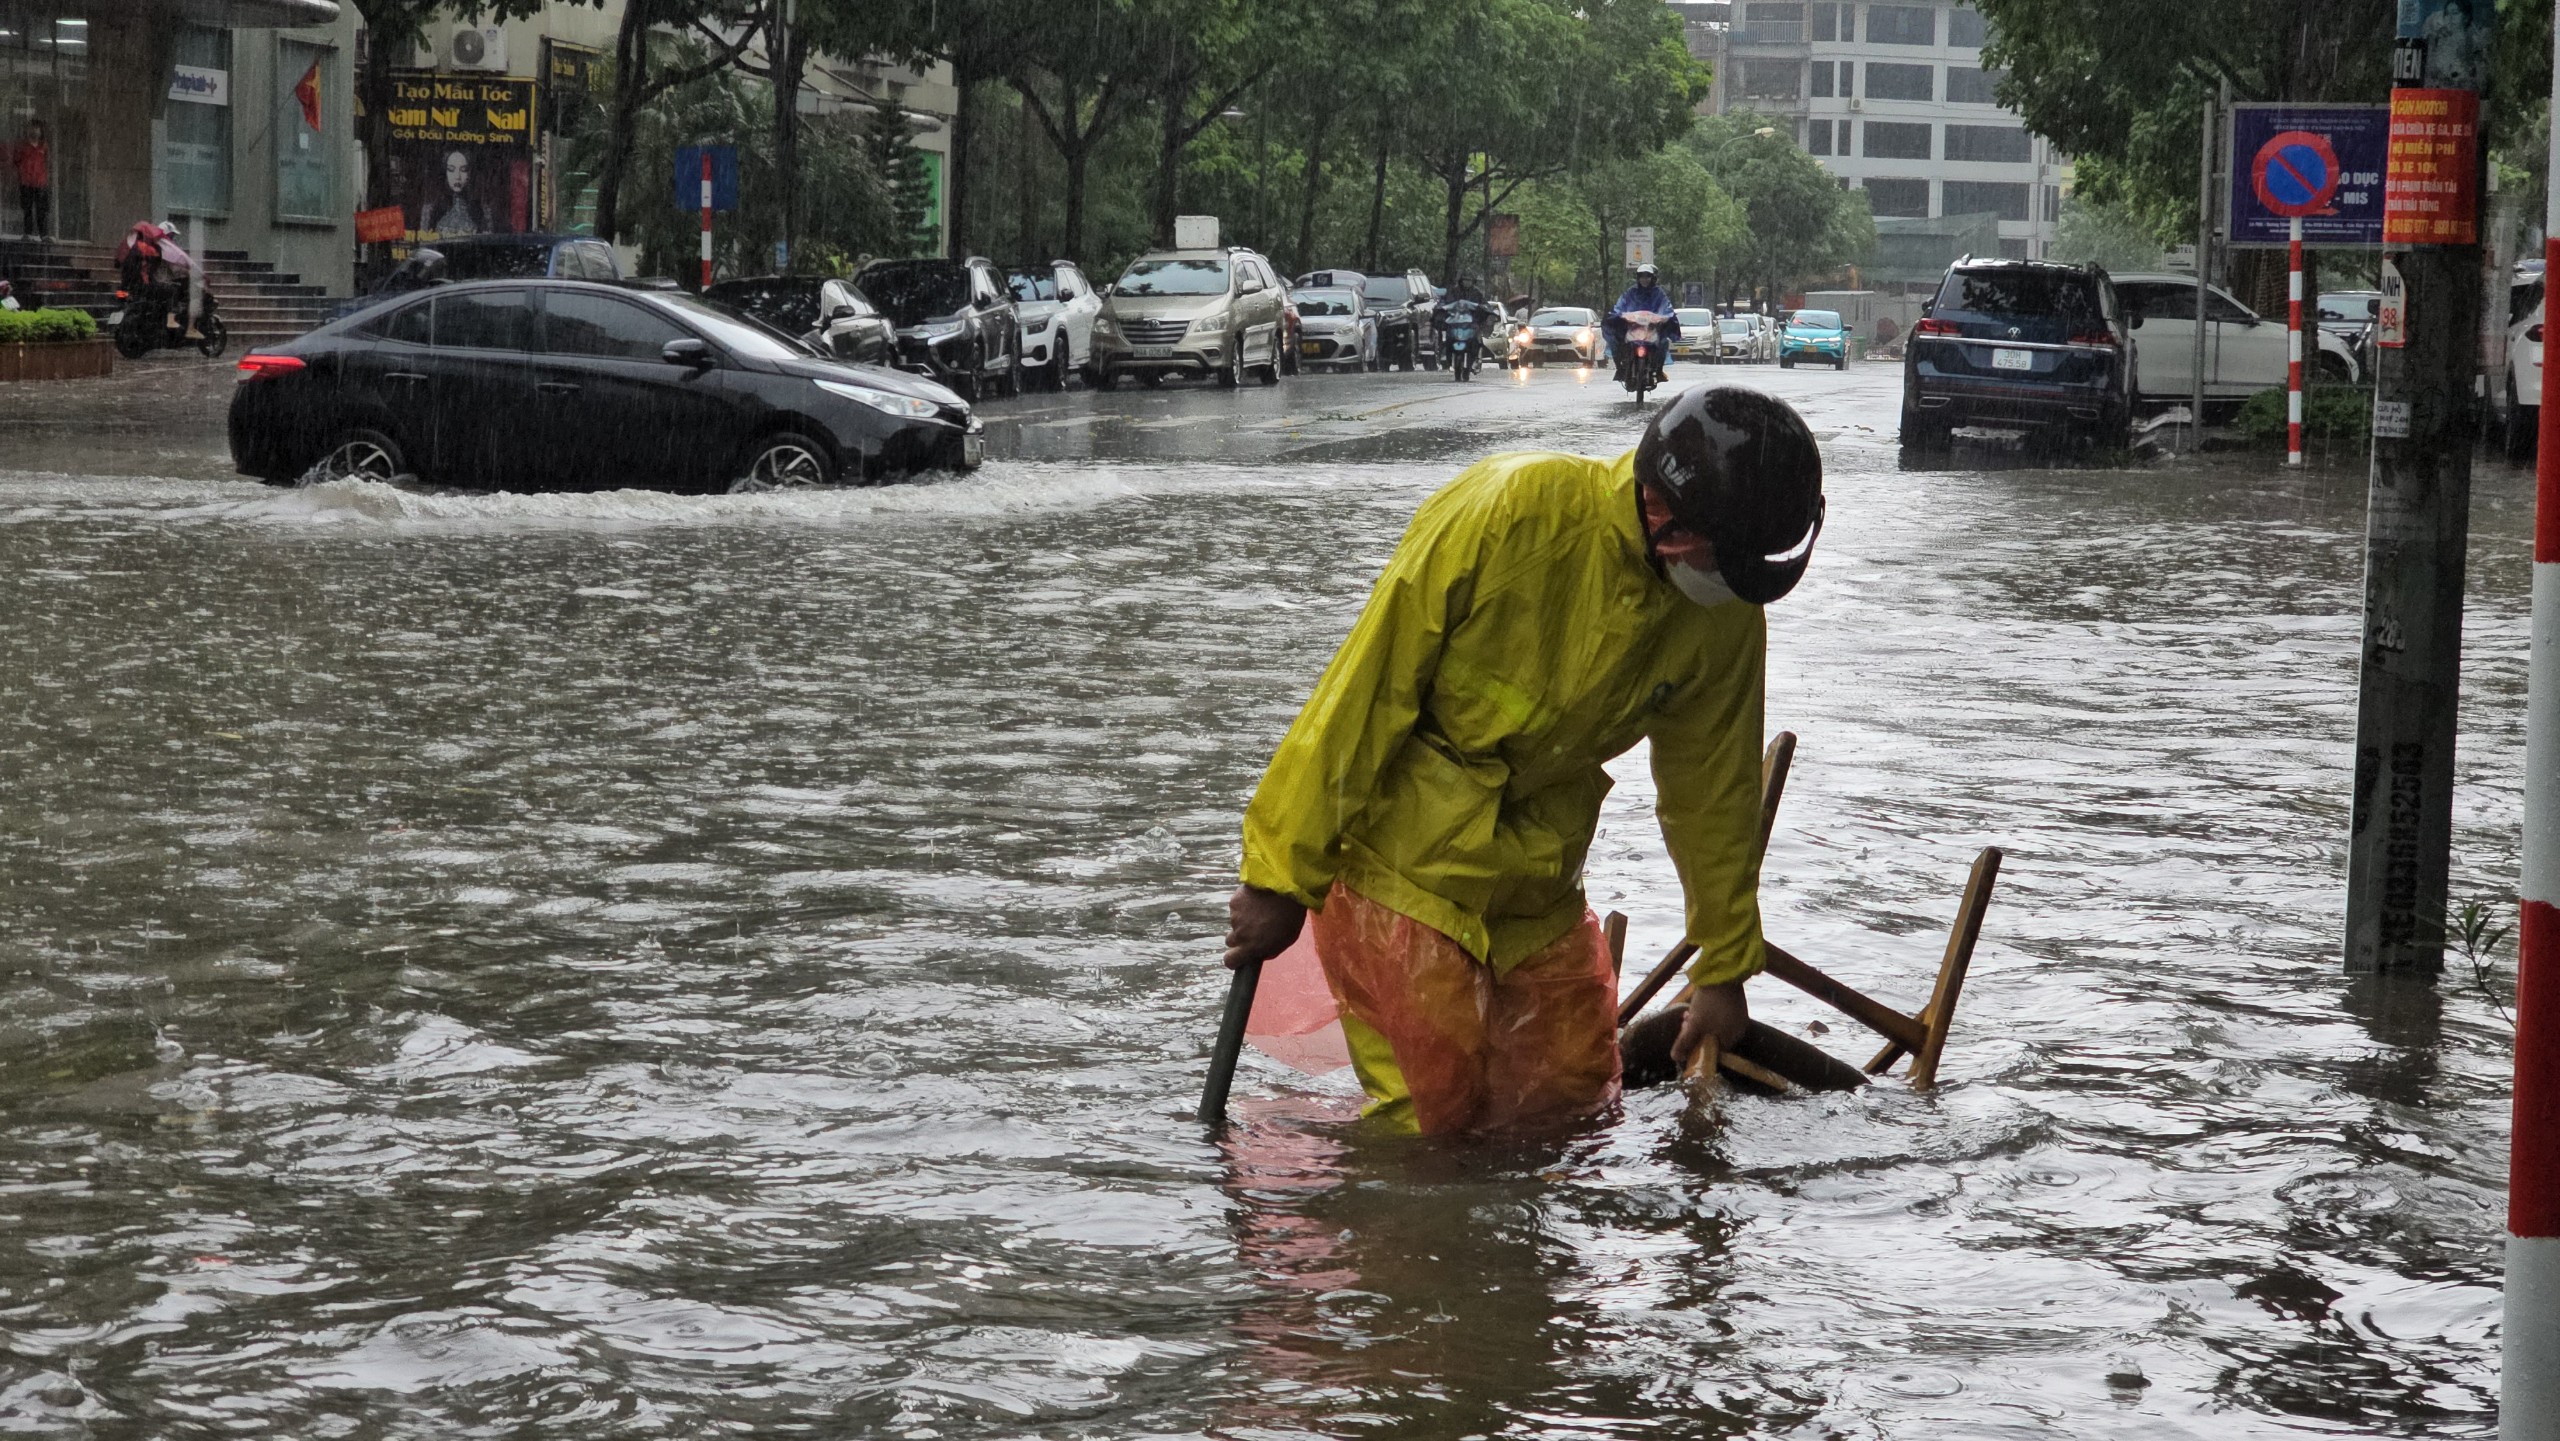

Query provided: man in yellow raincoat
[1224,386,1826,1134]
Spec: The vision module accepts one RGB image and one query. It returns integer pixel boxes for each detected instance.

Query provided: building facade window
[1864,61,1933,101]
[1864,4,1936,45]
[1738,58,1803,101]
[1947,7,1989,46]
[1808,2,1839,41]
[1809,60,1834,98]
[165,24,230,214]
[1946,65,2002,104]
[1863,121,1932,159]
[1740,2,1803,43]
[273,39,333,222]
[1944,124,2029,163]
[1944,179,2030,220]
[2045,185,2062,222]
[1865,178,1930,217]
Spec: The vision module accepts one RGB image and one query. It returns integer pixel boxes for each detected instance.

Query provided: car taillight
[2068,331,2117,348]
[2532,323,2546,345]
[114,289,129,301]
[235,354,306,382]
[1915,316,1960,335]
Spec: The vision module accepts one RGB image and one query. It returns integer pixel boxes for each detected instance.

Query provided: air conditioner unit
[442,22,507,72]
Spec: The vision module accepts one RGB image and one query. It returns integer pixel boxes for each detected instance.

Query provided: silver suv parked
[1092,247,1289,389]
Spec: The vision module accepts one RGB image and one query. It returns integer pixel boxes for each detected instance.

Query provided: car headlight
[1189,311,1229,336]
[1093,314,1120,338]
[1023,314,1053,334]
[915,320,963,340]
[815,377,940,419]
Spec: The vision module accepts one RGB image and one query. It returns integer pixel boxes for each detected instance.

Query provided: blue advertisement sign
[2227,104,2389,248]
[672,145,740,214]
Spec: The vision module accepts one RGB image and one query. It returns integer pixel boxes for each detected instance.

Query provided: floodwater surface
[0,368,2530,1437]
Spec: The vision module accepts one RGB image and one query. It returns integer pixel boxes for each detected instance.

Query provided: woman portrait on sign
[422,148,487,238]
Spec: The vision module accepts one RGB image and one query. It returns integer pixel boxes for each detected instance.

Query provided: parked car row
[1900,255,2373,455]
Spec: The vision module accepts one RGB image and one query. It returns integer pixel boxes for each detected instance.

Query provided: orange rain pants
[1309,881,1622,1135]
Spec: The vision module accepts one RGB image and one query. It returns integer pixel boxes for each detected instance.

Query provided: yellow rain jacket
[1241,448,1768,989]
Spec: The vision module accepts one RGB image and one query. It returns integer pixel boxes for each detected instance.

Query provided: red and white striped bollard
[2286,214,2303,466]
[699,151,714,292]
[2510,4,2560,1429]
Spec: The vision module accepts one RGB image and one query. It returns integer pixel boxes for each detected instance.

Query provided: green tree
[1966,0,2548,234]
[2050,195,2164,272]
[863,98,935,255]
[1686,112,1872,303]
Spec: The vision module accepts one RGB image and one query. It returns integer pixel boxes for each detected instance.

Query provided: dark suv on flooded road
[1901,259,2132,454]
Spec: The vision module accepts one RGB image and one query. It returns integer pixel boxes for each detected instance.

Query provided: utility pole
[2505,4,2560,1429]
[2340,0,2494,974]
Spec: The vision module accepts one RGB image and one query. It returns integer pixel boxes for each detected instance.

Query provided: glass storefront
[164,23,230,215]
[0,0,90,238]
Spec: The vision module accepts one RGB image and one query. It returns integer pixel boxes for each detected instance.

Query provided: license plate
[961,431,985,467]
[1300,341,1321,355]
[1130,344,1173,359]
[1991,348,2034,371]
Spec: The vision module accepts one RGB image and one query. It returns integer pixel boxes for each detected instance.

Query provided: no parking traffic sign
[2253,130,2341,217]
[2226,103,2388,248]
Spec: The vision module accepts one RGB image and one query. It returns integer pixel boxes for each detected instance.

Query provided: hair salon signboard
[384,73,537,244]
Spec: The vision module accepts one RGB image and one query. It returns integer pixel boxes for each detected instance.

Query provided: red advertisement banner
[2380,87,2480,246]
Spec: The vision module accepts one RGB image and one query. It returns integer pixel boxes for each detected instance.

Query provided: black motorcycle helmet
[1633,385,1824,605]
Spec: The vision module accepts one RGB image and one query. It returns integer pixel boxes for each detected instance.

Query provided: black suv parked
[1901,258,2132,454]
[855,256,1022,400]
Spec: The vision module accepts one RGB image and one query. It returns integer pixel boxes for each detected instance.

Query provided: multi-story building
[1675,0,2068,269]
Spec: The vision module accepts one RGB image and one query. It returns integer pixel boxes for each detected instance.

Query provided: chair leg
[1867,847,2003,1085]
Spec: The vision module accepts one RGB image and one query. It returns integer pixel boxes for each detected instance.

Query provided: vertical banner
[386,73,537,244]
[2380,87,2482,246]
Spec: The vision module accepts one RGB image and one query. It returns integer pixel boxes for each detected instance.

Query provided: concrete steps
[0,239,342,345]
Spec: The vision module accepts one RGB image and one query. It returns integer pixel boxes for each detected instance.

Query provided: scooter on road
[1617,310,1670,400]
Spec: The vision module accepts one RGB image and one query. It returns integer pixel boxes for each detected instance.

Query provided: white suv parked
[2492,274,2544,463]
[1006,261,1102,391]
[2111,272,2361,419]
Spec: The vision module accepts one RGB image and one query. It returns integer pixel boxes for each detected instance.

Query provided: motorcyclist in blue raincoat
[1605,263,1680,381]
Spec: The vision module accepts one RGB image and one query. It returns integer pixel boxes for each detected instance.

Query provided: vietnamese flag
[293,58,321,131]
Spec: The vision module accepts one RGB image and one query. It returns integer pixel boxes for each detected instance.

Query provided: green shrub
[2238,384,2370,447]
[0,307,100,344]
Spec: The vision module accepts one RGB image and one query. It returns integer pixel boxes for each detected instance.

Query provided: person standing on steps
[1222,385,1827,1134]
[14,119,51,240]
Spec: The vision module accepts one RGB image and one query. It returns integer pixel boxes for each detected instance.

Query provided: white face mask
[1665,561,1739,608]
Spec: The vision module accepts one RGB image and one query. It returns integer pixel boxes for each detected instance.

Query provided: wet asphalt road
[0,349,2541,1437]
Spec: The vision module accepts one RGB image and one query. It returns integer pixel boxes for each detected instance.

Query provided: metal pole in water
[1197,958,1263,1125]
[2341,1,2493,974]
[2505,7,2560,1430]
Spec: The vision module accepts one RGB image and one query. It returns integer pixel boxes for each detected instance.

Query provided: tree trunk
[1151,79,1187,247]
[771,7,803,270]
[1061,145,1090,265]
[1439,168,1467,286]
[592,0,655,245]
[1362,127,1390,272]
[946,61,978,258]
[355,7,401,285]
[1016,90,1037,263]
[1294,111,1329,275]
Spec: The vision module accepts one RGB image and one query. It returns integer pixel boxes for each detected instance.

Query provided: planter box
[0,338,113,383]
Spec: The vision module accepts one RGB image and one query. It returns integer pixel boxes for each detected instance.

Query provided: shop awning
[176,0,340,28]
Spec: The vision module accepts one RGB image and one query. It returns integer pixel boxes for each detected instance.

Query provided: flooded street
[0,360,2533,1437]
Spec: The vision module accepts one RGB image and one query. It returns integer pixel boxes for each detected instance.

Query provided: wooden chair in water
[1607,732,2004,1094]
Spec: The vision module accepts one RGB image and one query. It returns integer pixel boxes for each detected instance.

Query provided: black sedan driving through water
[230,280,983,492]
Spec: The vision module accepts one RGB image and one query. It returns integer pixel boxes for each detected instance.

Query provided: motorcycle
[1442,301,1483,381]
[1617,309,1670,399]
[108,282,226,360]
